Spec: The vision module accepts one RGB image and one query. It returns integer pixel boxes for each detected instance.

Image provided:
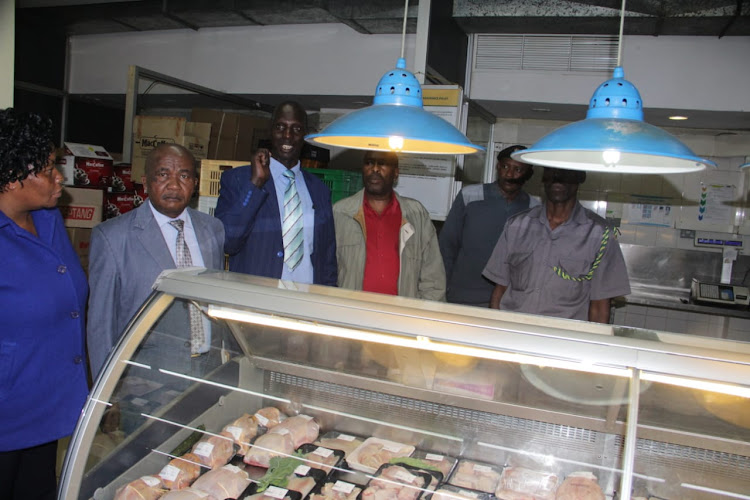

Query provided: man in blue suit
[215,101,337,286]
[87,144,227,379]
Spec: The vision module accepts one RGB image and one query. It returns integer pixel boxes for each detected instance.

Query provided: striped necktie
[282,169,304,271]
[169,219,205,356]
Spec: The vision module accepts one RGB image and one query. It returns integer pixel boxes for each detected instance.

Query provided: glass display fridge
[59,269,750,500]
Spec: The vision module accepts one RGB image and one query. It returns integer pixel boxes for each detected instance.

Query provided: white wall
[471,35,750,113]
[68,24,416,97]
[0,0,14,108]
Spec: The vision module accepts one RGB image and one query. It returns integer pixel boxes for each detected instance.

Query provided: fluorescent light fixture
[512,0,714,174]
[641,372,750,399]
[208,305,630,378]
[304,0,483,156]
[668,115,688,121]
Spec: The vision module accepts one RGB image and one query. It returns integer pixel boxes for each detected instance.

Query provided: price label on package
[333,481,356,494]
[313,447,334,457]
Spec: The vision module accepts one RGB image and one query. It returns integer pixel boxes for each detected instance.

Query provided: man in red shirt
[333,151,445,301]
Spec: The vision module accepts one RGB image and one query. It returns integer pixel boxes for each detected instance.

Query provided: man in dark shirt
[439,145,536,307]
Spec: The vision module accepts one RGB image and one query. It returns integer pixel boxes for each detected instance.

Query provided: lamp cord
[553,226,611,282]
[400,0,409,60]
[617,0,626,66]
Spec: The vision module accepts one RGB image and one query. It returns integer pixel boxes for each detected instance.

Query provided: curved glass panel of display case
[59,269,750,500]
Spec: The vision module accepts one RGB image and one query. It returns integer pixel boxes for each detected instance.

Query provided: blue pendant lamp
[512,0,714,174]
[305,0,483,155]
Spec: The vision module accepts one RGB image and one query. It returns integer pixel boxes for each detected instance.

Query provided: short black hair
[496,144,527,162]
[0,108,54,192]
[145,143,196,177]
[363,150,399,169]
[273,101,308,131]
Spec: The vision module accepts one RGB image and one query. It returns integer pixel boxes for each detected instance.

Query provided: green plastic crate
[303,167,363,204]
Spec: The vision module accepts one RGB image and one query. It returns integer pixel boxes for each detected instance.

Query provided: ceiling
[17,0,750,131]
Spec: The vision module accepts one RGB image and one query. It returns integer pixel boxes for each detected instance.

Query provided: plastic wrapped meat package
[431,484,494,500]
[269,415,320,448]
[222,413,260,456]
[190,433,236,469]
[113,476,165,500]
[309,480,362,500]
[494,466,559,500]
[159,453,202,490]
[253,407,287,429]
[411,451,457,478]
[361,464,431,500]
[160,488,215,500]
[244,431,296,468]
[448,460,503,494]
[297,444,345,475]
[554,472,604,500]
[314,432,364,458]
[244,485,302,500]
[191,464,251,499]
[346,437,416,474]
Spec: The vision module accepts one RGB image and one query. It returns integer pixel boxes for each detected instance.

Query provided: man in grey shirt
[483,167,630,323]
[439,145,537,307]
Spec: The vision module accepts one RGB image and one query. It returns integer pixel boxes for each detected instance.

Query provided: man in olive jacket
[333,151,445,301]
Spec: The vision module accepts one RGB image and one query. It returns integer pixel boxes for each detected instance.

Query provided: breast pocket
[557,257,591,280]
[508,251,534,291]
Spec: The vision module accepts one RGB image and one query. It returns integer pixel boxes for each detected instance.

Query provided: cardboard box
[105,191,139,220]
[111,164,134,192]
[58,186,104,228]
[182,122,212,160]
[65,227,92,274]
[191,108,269,162]
[57,142,114,187]
[132,116,186,182]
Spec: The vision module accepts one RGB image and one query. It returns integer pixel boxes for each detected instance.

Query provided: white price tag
[265,486,288,499]
[224,425,242,441]
[394,469,417,483]
[473,464,492,473]
[294,465,311,476]
[141,476,161,487]
[332,481,356,494]
[382,443,403,453]
[313,447,334,458]
[158,465,180,482]
[425,453,444,462]
[193,441,214,458]
[338,434,356,441]
[254,413,270,426]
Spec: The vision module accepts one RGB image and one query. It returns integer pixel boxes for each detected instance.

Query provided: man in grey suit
[87,144,227,380]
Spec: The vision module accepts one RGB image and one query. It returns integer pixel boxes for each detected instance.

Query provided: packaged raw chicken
[160,488,214,500]
[410,451,457,478]
[113,476,165,500]
[244,485,301,500]
[554,472,604,500]
[314,432,363,458]
[255,455,326,498]
[222,413,259,456]
[297,443,345,476]
[495,466,558,500]
[430,484,494,500]
[346,437,415,474]
[191,464,251,500]
[388,458,444,493]
[448,460,502,494]
[190,432,236,469]
[268,415,319,448]
[253,407,286,429]
[159,453,202,490]
[309,480,362,500]
[244,431,296,468]
[361,464,431,500]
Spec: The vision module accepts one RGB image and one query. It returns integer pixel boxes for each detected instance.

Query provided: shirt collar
[270,156,301,181]
[537,200,584,228]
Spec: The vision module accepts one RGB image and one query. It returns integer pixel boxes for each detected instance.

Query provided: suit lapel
[188,208,215,268]
[134,203,175,269]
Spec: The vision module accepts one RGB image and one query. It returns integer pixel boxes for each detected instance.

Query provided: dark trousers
[0,440,58,500]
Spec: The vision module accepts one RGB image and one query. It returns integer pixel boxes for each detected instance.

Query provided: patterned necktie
[282,169,304,271]
[169,219,205,356]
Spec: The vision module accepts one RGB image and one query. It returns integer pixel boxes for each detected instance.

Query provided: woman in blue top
[0,109,89,500]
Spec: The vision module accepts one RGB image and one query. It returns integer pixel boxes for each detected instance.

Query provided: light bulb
[388,136,404,151]
[602,149,621,166]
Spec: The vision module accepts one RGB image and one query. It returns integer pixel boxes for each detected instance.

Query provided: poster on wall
[621,195,676,228]
[677,167,743,234]
[396,154,455,219]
